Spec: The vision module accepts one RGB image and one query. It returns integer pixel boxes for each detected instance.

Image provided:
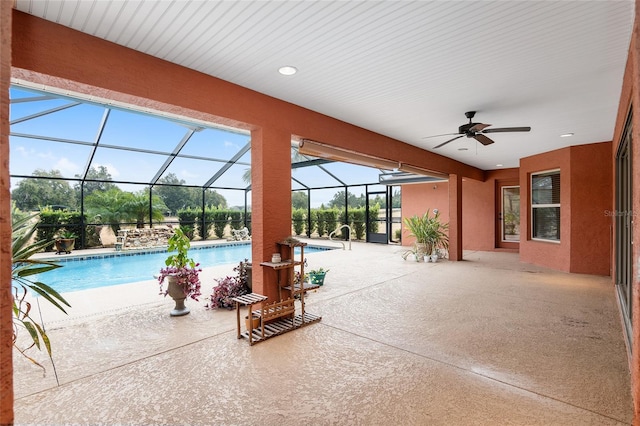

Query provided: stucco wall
[569,142,613,275]
[400,168,519,252]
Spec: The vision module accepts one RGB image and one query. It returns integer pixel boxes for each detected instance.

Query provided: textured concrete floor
[13,242,633,425]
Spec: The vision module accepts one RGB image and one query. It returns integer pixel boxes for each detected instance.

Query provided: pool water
[33,244,324,294]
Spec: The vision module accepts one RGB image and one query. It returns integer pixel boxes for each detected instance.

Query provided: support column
[250,127,292,302]
[448,173,463,261]
[0,1,13,423]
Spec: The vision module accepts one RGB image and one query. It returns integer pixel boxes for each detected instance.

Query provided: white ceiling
[13,0,635,171]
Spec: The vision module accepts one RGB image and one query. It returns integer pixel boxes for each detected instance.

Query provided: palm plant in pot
[403,209,449,262]
[54,229,78,254]
[158,227,202,316]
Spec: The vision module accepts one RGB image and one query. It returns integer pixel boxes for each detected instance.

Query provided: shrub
[292,208,305,235]
[351,208,366,240]
[324,208,339,235]
[206,261,250,309]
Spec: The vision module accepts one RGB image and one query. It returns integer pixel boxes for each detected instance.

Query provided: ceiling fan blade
[482,126,531,133]
[433,135,464,149]
[474,134,494,146]
[422,132,459,139]
[469,123,490,132]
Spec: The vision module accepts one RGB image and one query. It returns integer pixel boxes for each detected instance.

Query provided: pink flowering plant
[158,227,202,301]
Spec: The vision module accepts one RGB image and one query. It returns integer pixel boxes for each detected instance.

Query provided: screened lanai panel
[159,156,231,186]
[320,162,387,186]
[10,135,95,178]
[99,109,189,152]
[292,163,345,188]
[89,147,168,183]
[179,128,250,161]
[11,97,105,142]
[206,163,251,189]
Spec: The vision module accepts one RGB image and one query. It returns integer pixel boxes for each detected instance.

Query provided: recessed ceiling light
[496,164,503,167]
[560,133,574,138]
[278,66,298,76]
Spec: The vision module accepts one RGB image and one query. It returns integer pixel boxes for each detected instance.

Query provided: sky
[9,86,387,208]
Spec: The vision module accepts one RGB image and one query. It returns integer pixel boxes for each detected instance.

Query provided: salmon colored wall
[611,4,640,421]
[519,148,572,272]
[569,143,612,275]
[463,169,520,250]
[401,181,449,247]
[519,144,612,275]
[0,2,12,424]
[401,169,519,252]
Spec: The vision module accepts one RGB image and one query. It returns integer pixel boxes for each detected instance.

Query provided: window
[531,170,560,241]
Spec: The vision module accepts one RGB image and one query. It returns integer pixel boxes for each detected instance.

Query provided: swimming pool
[33,243,328,294]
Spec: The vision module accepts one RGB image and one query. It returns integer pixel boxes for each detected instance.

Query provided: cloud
[94,162,121,178]
[224,140,239,149]
[54,157,81,175]
[180,169,198,179]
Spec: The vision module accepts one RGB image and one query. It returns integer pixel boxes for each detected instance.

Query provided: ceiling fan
[426,111,531,149]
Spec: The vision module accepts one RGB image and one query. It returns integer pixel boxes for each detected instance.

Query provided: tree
[123,189,167,228]
[11,169,76,211]
[329,190,365,209]
[74,165,117,197]
[204,188,227,209]
[292,191,308,209]
[155,173,192,215]
[84,187,132,233]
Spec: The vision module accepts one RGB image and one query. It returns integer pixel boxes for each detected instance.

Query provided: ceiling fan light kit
[428,111,531,149]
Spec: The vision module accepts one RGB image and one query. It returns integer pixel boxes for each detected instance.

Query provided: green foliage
[316,209,326,237]
[403,209,449,255]
[205,189,227,209]
[12,208,71,374]
[324,208,339,236]
[164,227,196,269]
[329,190,365,209]
[368,204,380,233]
[37,208,83,251]
[211,208,229,239]
[123,190,167,228]
[292,208,305,235]
[74,166,117,197]
[228,210,243,231]
[177,207,200,240]
[11,169,76,211]
[84,188,131,233]
[292,191,308,210]
[351,209,366,240]
[155,173,192,215]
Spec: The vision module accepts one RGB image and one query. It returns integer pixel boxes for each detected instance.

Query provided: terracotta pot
[245,314,260,331]
[54,238,75,254]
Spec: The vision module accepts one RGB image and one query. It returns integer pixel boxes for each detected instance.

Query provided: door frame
[496,179,520,250]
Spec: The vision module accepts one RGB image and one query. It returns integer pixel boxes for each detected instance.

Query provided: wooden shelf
[240,312,322,344]
[282,282,320,292]
[259,259,301,269]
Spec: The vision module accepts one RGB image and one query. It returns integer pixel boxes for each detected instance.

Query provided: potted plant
[157,227,202,316]
[12,208,71,377]
[308,267,329,286]
[54,229,78,254]
[403,209,449,261]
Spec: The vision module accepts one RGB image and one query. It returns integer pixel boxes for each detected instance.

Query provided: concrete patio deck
[13,242,633,425]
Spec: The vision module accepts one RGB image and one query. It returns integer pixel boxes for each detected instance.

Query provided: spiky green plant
[12,209,70,373]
